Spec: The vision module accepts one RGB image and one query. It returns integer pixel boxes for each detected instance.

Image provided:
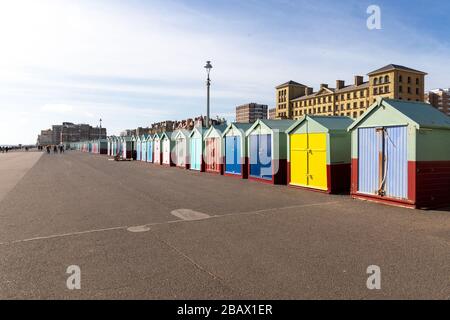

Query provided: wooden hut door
[384,126,408,199]
[308,133,327,190]
[290,134,308,186]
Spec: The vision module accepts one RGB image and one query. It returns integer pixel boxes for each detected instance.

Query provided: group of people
[44,145,65,154]
[0,146,10,153]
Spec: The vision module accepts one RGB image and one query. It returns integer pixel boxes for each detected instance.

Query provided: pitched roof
[173,129,191,139]
[286,115,354,134]
[367,64,427,76]
[291,92,318,102]
[189,127,207,138]
[246,119,296,135]
[335,81,369,93]
[222,123,253,137]
[348,98,450,131]
[276,80,308,89]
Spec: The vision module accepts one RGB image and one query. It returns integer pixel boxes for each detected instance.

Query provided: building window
[384,75,389,83]
[408,76,411,84]
[346,103,350,110]
[385,86,389,93]
[399,86,403,93]
[374,88,378,95]
[407,87,411,94]
[360,90,365,97]
[416,88,419,95]
[416,78,420,85]
[399,75,403,82]
[353,112,357,118]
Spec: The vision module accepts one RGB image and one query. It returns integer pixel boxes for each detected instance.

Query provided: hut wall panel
[415,161,450,208]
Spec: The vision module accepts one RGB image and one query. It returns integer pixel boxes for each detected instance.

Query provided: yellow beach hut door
[290,133,327,190]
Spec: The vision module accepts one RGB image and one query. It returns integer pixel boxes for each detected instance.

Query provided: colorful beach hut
[204,125,227,174]
[135,135,142,161]
[245,119,295,184]
[348,98,450,209]
[146,135,154,163]
[122,136,134,160]
[161,132,175,166]
[98,139,108,155]
[153,133,162,165]
[222,123,252,179]
[140,135,148,162]
[173,129,191,169]
[189,127,206,172]
[286,116,353,193]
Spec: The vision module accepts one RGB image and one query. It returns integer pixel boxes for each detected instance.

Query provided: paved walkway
[0,152,449,299]
[0,152,42,202]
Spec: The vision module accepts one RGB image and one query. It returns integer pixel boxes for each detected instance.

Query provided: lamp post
[204,61,212,128]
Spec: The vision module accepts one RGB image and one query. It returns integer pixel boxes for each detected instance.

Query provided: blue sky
[1,0,449,144]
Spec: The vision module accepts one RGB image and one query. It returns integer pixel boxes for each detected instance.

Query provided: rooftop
[367,64,427,76]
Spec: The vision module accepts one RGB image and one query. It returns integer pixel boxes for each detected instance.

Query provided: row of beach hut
[84,99,450,209]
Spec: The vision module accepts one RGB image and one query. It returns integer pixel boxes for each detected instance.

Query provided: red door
[206,138,219,173]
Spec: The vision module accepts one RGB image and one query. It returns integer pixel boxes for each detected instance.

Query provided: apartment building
[38,123,107,146]
[235,103,268,123]
[268,108,276,120]
[426,88,450,116]
[275,64,427,119]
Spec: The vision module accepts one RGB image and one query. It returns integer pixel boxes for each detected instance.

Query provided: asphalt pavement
[0,151,448,299]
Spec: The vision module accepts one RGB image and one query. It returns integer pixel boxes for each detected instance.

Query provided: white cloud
[0,0,449,145]
[41,104,74,114]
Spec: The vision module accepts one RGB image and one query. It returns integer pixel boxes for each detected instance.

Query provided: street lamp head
[204,60,213,70]
[204,60,212,78]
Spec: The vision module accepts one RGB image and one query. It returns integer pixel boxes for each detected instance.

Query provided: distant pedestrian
[47,146,51,154]
[53,145,57,153]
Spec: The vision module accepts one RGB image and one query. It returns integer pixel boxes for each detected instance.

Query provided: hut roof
[348,98,450,131]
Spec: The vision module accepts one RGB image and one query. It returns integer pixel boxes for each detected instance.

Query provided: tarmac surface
[0,151,449,299]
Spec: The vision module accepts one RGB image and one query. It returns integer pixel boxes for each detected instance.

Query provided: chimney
[336,80,345,89]
[306,87,314,95]
[320,83,328,89]
[354,75,364,86]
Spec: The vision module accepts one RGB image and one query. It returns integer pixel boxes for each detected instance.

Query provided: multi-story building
[275,64,427,119]
[235,103,268,123]
[38,123,107,146]
[268,108,276,120]
[426,88,450,116]
[37,129,53,145]
[52,125,62,145]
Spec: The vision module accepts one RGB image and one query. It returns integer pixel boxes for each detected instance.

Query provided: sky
[0,0,449,145]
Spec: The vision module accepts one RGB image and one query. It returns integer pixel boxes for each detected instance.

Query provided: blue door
[250,134,272,180]
[358,127,380,195]
[147,141,153,162]
[137,142,141,161]
[259,134,272,180]
[385,126,408,199]
[358,126,408,199]
[190,138,201,171]
[225,136,241,175]
[249,135,260,177]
